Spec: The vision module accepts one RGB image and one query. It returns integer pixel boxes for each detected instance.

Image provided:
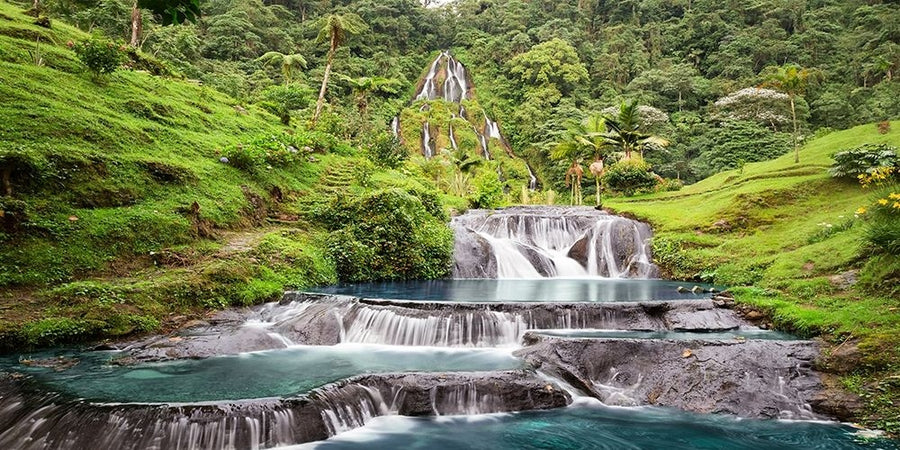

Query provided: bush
[863,184,900,255]
[259,84,313,125]
[21,317,103,346]
[689,121,792,178]
[222,134,306,171]
[829,143,899,178]
[318,189,453,282]
[603,158,658,196]
[469,173,504,209]
[70,37,124,81]
[656,177,683,192]
[366,131,407,169]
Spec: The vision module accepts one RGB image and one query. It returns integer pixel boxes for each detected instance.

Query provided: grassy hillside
[0,3,450,348]
[609,122,900,433]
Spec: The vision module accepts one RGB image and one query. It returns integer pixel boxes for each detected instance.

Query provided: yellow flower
[856,207,867,215]
[893,202,900,209]
[878,198,889,205]
[890,193,900,200]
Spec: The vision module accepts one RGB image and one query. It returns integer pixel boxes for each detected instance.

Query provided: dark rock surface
[515,336,823,419]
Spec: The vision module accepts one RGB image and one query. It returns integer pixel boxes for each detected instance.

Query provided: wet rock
[0,370,569,449]
[828,270,859,290]
[808,374,865,421]
[19,356,79,371]
[517,337,823,419]
[451,226,497,278]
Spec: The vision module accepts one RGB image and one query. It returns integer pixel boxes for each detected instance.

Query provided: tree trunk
[313,34,336,125]
[595,177,601,207]
[32,0,40,11]
[130,0,142,48]
[790,95,799,163]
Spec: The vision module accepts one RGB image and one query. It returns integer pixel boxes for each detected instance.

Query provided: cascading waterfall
[452,207,659,279]
[422,122,433,158]
[449,124,458,151]
[390,116,399,137]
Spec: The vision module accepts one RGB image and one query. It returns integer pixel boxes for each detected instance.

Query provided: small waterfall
[449,124,458,151]
[430,383,500,415]
[422,122,434,158]
[525,162,538,190]
[476,126,491,160]
[452,207,659,279]
[340,303,527,347]
[390,116,400,137]
[415,54,442,100]
[314,385,389,436]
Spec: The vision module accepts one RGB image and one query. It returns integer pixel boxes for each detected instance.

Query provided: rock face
[451,207,659,279]
[0,370,570,450]
[117,296,744,361]
[516,336,823,419]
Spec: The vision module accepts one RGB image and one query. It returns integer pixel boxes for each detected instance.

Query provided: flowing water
[452,207,659,279]
[293,404,896,450]
[310,279,712,302]
[2,346,521,403]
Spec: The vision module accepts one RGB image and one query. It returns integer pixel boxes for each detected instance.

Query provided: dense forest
[40,0,900,189]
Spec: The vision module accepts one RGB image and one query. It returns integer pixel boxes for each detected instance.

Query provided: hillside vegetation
[0,2,452,349]
[609,122,900,433]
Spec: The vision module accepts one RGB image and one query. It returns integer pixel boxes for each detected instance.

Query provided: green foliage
[365,131,406,169]
[602,158,657,196]
[222,134,306,172]
[71,36,123,80]
[317,188,453,282]
[258,84,313,125]
[863,184,900,255]
[138,0,201,26]
[507,38,588,96]
[690,121,793,179]
[468,172,503,209]
[21,317,102,346]
[829,143,900,178]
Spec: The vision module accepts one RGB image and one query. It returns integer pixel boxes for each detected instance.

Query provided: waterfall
[415,54,442,101]
[476,126,491,160]
[452,207,659,279]
[422,122,433,158]
[449,124,458,151]
[525,163,538,190]
[390,116,400,137]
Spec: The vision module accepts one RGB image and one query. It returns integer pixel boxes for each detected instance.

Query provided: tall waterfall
[452,207,658,279]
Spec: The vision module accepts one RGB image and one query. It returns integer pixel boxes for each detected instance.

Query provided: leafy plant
[602,158,657,196]
[829,143,900,178]
[70,37,124,81]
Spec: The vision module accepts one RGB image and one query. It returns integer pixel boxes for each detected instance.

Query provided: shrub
[829,143,899,178]
[318,189,453,282]
[688,121,792,178]
[259,84,313,125]
[70,37,124,81]
[223,134,305,172]
[862,184,900,255]
[603,158,657,196]
[21,317,102,346]
[469,173,504,209]
[656,177,683,192]
[366,131,407,169]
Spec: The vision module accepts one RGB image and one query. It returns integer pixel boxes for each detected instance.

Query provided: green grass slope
[0,2,446,349]
[609,122,900,433]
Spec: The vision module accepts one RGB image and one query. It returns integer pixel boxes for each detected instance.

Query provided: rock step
[0,370,569,450]
[516,336,822,420]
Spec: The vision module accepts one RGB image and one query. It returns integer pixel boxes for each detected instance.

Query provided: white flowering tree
[711,88,792,131]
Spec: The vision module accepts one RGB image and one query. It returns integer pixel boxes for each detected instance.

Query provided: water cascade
[422,122,433,158]
[452,207,658,279]
[390,116,399,137]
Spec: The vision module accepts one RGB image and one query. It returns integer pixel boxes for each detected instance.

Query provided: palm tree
[312,13,367,124]
[256,52,308,85]
[603,100,669,160]
[762,64,819,163]
[337,75,401,115]
[551,114,608,206]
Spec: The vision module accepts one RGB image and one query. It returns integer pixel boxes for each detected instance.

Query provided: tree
[603,101,670,160]
[130,0,201,47]
[551,114,609,206]
[312,13,367,125]
[711,87,792,131]
[337,75,400,115]
[762,63,820,163]
[507,38,589,97]
[256,51,307,85]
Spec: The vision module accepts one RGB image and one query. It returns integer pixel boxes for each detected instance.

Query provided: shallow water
[2,345,522,403]
[292,403,898,450]
[309,279,715,303]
